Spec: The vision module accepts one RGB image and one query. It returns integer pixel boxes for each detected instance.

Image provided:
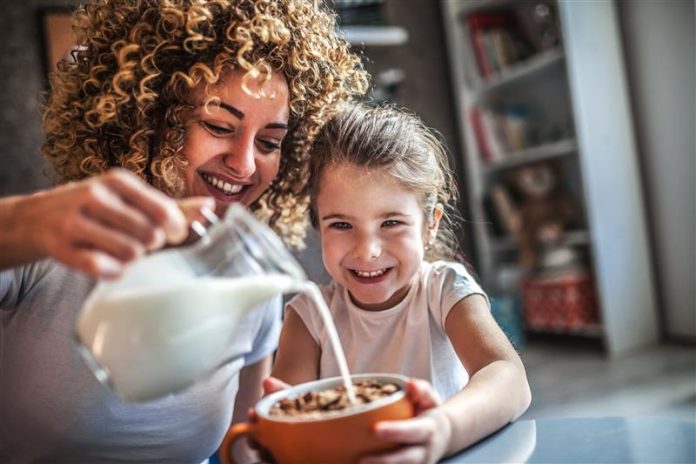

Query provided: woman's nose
[223,138,256,178]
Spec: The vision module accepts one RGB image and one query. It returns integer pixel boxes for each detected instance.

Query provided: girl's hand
[360,379,451,464]
[262,376,291,397]
[2,169,213,278]
[242,377,290,464]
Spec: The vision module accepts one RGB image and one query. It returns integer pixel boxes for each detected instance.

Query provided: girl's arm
[270,305,321,385]
[439,293,531,455]
[365,294,531,464]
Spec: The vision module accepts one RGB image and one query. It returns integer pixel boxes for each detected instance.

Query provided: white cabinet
[441,0,658,355]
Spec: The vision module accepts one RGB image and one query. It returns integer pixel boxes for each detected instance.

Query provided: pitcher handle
[219,422,254,464]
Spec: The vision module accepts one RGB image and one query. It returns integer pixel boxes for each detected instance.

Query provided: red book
[466,12,515,79]
[469,107,491,163]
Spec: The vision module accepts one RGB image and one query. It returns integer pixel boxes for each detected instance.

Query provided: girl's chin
[347,290,394,311]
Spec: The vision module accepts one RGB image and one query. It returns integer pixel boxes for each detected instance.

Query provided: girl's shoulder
[421,260,488,324]
[422,260,479,286]
[285,280,341,313]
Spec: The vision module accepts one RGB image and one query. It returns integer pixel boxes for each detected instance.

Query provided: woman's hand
[0,169,213,278]
[360,378,451,464]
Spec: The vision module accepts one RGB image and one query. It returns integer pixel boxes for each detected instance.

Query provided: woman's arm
[271,305,321,385]
[0,169,209,277]
[364,294,531,464]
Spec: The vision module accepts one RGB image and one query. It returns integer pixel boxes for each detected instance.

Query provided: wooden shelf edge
[470,48,565,99]
[483,138,577,174]
[489,229,591,254]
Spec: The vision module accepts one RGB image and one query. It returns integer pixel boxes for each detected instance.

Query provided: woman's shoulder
[1,259,92,309]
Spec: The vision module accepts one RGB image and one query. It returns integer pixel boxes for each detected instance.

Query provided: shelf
[339,26,408,46]
[483,138,577,174]
[443,0,660,356]
[489,229,591,255]
[470,48,565,102]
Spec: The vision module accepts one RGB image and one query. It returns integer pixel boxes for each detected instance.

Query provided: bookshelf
[442,0,659,356]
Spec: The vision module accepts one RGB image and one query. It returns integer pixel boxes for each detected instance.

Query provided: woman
[0,0,368,462]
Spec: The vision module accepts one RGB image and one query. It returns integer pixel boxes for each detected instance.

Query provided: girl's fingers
[373,417,435,444]
[406,379,441,411]
[263,377,290,396]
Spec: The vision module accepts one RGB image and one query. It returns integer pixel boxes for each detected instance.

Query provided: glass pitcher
[75,204,306,402]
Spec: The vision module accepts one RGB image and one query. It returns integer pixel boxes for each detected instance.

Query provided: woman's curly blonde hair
[42,0,369,247]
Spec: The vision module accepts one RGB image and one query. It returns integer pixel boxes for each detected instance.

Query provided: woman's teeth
[203,174,243,194]
[355,269,386,278]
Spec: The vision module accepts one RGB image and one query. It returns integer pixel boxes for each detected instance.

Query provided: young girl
[271,103,531,463]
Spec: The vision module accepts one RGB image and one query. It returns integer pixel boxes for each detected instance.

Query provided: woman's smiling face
[181,69,290,215]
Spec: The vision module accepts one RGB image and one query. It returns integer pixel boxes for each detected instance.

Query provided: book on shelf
[469,107,492,163]
[464,10,533,80]
[469,104,532,164]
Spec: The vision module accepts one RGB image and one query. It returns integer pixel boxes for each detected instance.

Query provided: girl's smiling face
[316,163,437,311]
[181,70,290,215]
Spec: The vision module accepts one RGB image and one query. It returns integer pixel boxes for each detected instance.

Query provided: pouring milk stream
[75,204,356,403]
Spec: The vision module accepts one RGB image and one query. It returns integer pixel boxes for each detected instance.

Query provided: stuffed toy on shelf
[504,161,579,272]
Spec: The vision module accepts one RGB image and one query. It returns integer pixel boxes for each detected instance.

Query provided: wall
[0,0,64,195]
[618,0,695,340]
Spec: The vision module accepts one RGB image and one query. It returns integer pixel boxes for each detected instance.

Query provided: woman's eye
[201,121,231,135]
[258,139,282,153]
[382,219,402,228]
[328,222,351,230]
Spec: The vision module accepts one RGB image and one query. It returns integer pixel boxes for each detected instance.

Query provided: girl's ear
[426,203,444,245]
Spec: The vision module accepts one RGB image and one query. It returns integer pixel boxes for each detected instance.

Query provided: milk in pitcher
[76,275,301,402]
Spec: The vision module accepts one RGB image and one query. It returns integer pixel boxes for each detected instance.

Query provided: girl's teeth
[356,269,386,278]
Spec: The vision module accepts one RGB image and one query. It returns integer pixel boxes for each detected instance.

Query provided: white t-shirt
[287,260,488,400]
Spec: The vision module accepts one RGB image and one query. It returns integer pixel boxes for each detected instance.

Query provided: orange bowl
[221,374,414,464]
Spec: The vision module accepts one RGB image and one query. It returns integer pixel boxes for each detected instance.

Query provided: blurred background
[1,0,693,421]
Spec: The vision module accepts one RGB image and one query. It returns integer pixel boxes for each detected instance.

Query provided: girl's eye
[328,222,352,230]
[201,121,232,135]
[382,219,402,228]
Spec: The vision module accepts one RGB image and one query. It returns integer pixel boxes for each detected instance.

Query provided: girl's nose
[223,138,256,178]
[353,236,382,261]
